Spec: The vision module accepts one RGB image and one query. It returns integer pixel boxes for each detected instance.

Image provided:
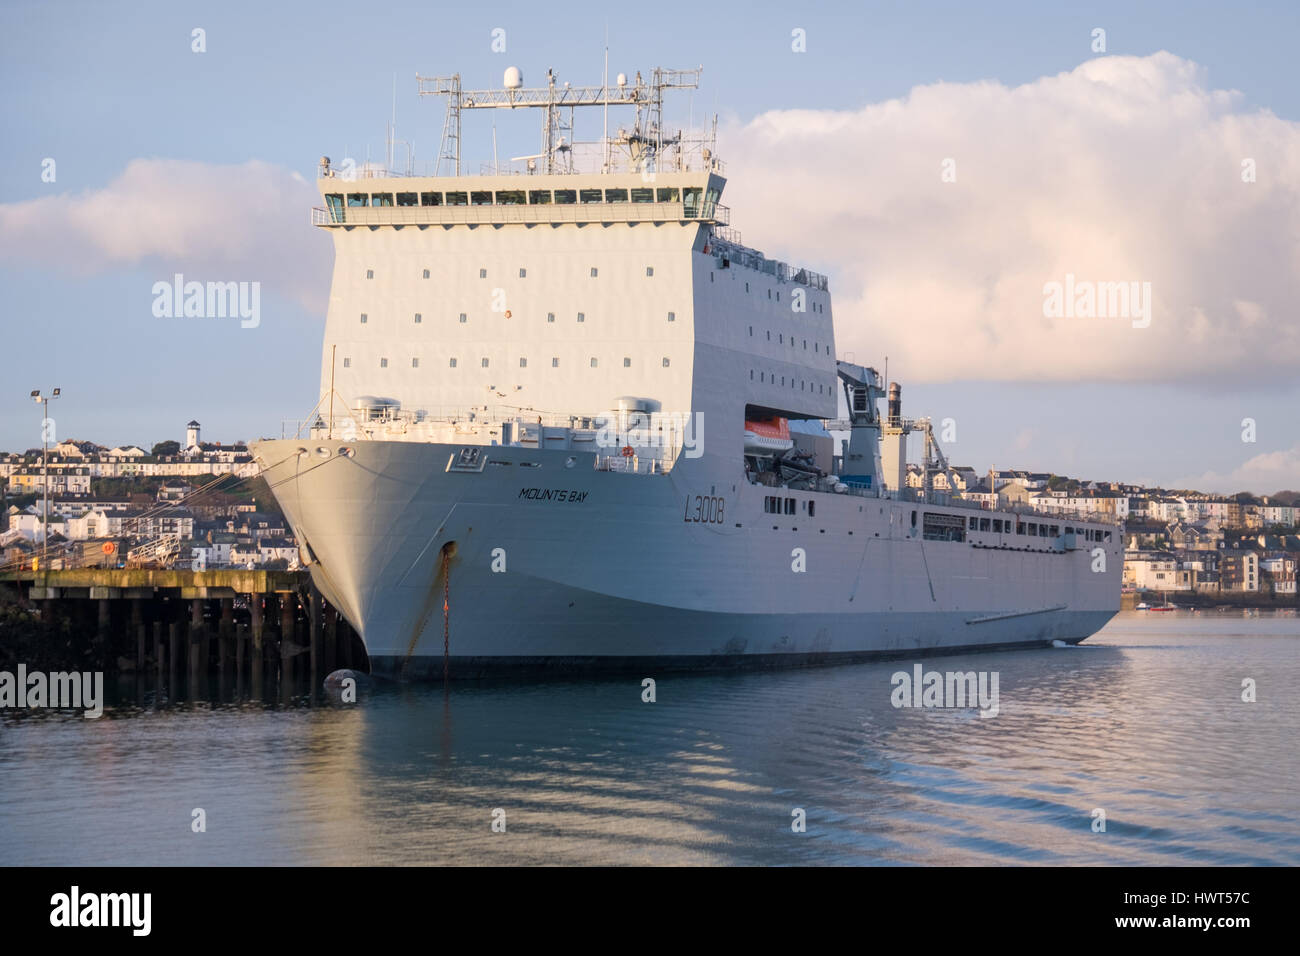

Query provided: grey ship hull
[251,437,1121,679]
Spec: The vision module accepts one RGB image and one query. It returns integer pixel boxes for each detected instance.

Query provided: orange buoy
[101,541,116,555]
[621,445,634,457]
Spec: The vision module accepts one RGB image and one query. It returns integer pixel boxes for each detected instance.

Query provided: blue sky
[1,0,1297,493]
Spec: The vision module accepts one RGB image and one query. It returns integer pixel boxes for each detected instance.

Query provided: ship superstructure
[251,65,1122,677]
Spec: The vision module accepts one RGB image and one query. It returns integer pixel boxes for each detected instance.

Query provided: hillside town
[0,420,297,573]
[2,423,1297,600]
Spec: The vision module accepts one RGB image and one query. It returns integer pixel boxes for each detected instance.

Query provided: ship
[250,65,1122,678]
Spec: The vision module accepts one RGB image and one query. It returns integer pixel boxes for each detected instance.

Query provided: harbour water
[1,610,1296,866]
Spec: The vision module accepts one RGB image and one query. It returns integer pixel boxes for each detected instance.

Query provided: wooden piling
[309,587,321,685]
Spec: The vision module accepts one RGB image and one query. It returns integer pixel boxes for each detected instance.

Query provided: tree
[151,440,180,457]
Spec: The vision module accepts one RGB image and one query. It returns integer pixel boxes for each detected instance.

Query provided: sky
[1,0,1297,494]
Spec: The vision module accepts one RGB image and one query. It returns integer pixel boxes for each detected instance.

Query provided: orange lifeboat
[743,417,794,455]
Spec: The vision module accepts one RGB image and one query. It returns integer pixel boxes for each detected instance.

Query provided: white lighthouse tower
[185,420,201,454]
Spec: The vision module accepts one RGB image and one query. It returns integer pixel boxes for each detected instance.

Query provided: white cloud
[0,158,327,313]
[1172,444,1300,495]
[722,52,1300,385]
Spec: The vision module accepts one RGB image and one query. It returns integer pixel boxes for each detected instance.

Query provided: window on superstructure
[380,357,388,367]
[980,518,991,531]
[785,498,796,515]
[776,292,781,302]
[656,187,679,202]
[347,193,368,207]
[668,312,675,322]
[590,358,598,368]
[580,189,603,204]
[745,282,750,293]
[360,313,368,323]
[519,358,527,367]
[423,269,430,279]
[605,188,628,203]
[471,191,493,206]
[809,501,815,517]
[779,334,783,344]
[372,193,394,207]
[481,358,489,367]
[449,358,457,367]
[479,268,487,278]
[683,187,702,216]
[590,267,598,278]
[528,190,552,204]
[631,188,653,203]
[396,192,417,207]
[343,358,351,368]
[414,313,422,323]
[552,358,559,367]
[497,190,525,205]
[662,357,670,367]
[420,192,441,206]
[554,189,576,204]
[577,313,585,323]
[547,312,555,323]
[750,370,754,379]
[519,268,526,278]
[623,357,631,368]
[646,266,654,277]
[365,270,373,279]
[803,340,807,349]
[459,313,467,323]
[445,191,468,206]
[412,358,419,368]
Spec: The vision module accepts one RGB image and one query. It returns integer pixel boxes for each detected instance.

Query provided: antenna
[602,27,609,173]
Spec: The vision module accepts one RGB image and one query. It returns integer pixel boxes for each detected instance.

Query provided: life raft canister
[621,445,634,457]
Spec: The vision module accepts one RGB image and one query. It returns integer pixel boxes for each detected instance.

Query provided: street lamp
[31,387,61,569]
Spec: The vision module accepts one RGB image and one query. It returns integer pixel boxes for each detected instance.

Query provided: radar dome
[504,66,523,89]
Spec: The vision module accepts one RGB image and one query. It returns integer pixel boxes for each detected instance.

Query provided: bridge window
[580,189,603,204]
[554,189,576,204]
[980,518,991,531]
[605,188,628,202]
[445,191,468,206]
[683,187,702,215]
[346,193,368,207]
[497,190,525,205]
[420,192,441,206]
[396,192,417,206]
[656,187,679,202]
[471,191,493,205]
[631,188,654,203]
[969,517,977,529]
[785,498,796,515]
[528,190,551,204]
[372,193,394,206]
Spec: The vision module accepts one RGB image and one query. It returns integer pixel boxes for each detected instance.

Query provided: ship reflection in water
[1,611,1296,865]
